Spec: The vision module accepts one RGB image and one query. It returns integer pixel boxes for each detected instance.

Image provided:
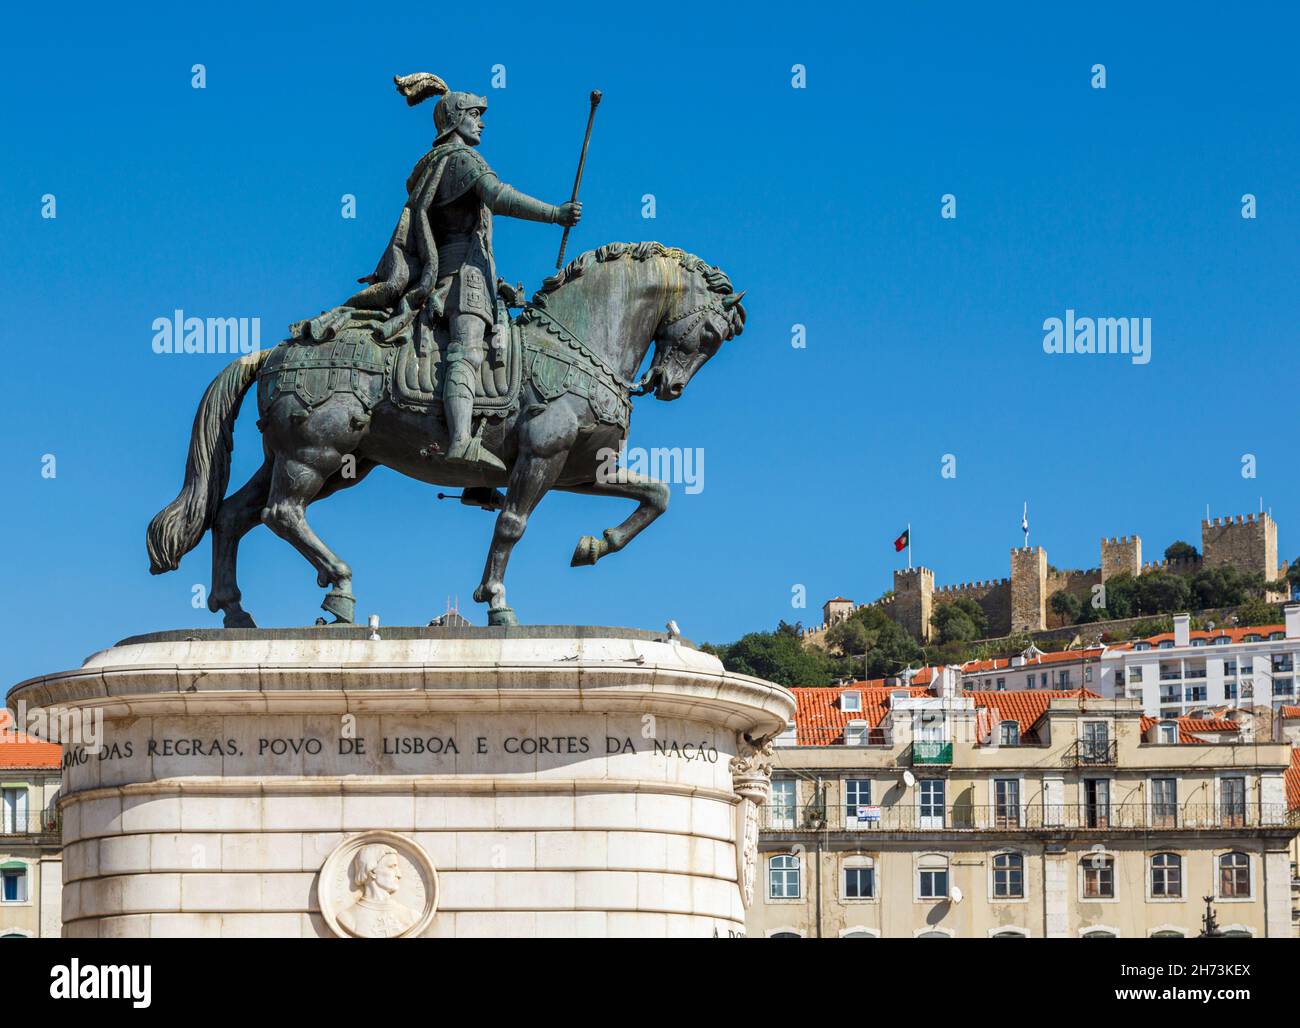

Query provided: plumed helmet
[392,72,487,143]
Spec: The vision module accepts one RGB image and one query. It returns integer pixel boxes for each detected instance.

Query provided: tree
[1189,565,1266,609]
[1164,540,1200,562]
[930,597,988,645]
[1234,599,1282,628]
[1050,591,1082,624]
[1136,570,1191,616]
[709,625,837,687]
[821,605,924,680]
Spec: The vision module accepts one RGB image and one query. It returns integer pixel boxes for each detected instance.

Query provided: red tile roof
[791,684,931,745]
[968,690,1100,740]
[0,712,62,771]
[1287,750,1300,813]
[1138,715,1239,745]
[1280,706,1300,720]
[961,648,1104,674]
[1112,625,1289,650]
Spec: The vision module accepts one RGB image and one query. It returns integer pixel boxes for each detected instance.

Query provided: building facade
[747,678,1296,938]
[0,721,63,938]
[1098,608,1300,725]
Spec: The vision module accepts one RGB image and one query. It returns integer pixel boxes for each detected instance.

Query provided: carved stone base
[8,626,793,938]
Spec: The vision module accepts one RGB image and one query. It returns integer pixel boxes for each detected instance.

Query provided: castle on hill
[814,512,1290,644]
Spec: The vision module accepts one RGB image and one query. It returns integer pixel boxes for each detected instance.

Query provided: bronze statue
[146,74,746,628]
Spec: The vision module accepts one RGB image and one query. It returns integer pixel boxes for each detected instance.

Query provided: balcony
[910,741,953,765]
[760,802,1291,834]
[1063,739,1118,767]
[0,811,61,841]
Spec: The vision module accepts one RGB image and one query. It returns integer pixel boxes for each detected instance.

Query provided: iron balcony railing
[1064,739,1118,767]
[0,811,61,839]
[910,741,953,765]
[760,801,1290,834]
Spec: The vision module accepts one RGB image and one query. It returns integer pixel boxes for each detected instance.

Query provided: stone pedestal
[6,626,793,938]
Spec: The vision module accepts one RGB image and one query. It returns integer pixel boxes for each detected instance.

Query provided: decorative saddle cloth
[259,300,632,429]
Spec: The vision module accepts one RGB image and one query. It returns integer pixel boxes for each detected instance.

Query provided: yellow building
[748,670,1297,938]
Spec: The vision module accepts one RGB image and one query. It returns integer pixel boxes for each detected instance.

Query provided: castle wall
[1043,569,1102,628]
[931,578,1011,637]
[1010,547,1048,633]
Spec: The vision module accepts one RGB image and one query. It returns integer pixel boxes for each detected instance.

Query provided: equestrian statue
[146,72,746,627]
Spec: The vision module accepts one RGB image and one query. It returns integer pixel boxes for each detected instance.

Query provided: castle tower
[1010,546,1048,633]
[1100,535,1141,582]
[893,567,934,642]
[823,597,855,627]
[1202,513,1279,582]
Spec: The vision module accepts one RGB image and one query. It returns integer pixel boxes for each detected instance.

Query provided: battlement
[1139,556,1202,574]
[1203,512,1275,529]
[935,577,1009,594]
[1103,535,1139,545]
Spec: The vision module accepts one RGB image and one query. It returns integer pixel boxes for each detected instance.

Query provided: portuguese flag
[893,528,909,552]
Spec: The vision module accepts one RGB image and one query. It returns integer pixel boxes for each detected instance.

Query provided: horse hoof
[322,590,356,625]
[223,611,256,629]
[570,535,609,567]
[488,606,519,627]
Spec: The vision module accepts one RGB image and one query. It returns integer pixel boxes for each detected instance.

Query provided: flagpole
[908,522,912,570]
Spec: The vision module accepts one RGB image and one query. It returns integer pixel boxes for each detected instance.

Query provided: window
[994,778,1021,828]
[1158,640,1174,649]
[1,787,29,834]
[918,779,945,828]
[998,721,1020,747]
[1275,678,1295,697]
[1135,642,1152,651]
[1057,669,1072,687]
[1085,665,1093,682]
[768,854,801,899]
[1083,929,1117,938]
[917,854,949,900]
[1219,852,1250,898]
[991,930,1026,938]
[1158,721,1178,745]
[1220,777,1246,828]
[1150,853,1182,898]
[841,691,862,713]
[1081,721,1110,761]
[1223,660,1237,676]
[1040,672,1048,687]
[844,778,873,827]
[1151,930,1184,938]
[769,779,796,830]
[1082,854,1115,899]
[992,852,1024,899]
[843,861,875,900]
[1,866,28,903]
[1127,666,1143,683]
[1184,685,1207,702]
[1224,681,1238,700]
[1151,778,1178,828]
[1025,675,1035,689]
[995,677,1006,690]
[1084,778,1111,829]
[844,720,868,745]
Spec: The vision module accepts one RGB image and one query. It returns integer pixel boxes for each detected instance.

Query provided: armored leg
[444,313,506,471]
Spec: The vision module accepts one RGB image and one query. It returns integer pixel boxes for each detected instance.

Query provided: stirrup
[447,435,506,472]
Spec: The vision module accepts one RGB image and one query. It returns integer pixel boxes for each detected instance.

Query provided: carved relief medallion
[318,831,438,938]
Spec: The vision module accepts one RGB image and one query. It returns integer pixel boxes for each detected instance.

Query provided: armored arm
[476,173,561,224]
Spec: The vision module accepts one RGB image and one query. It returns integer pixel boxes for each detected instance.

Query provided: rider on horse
[347,72,581,472]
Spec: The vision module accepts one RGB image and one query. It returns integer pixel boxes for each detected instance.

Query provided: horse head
[637,259,746,401]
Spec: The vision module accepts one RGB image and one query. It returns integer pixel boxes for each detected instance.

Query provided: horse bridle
[632,297,732,397]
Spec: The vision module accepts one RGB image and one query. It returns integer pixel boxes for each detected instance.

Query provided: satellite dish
[950,885,963,904]
[902,770,916,787]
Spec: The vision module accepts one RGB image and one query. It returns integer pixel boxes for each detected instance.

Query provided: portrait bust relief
[318,831,438,938]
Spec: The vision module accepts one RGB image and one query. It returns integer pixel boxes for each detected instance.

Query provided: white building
[1097,606,1300,726]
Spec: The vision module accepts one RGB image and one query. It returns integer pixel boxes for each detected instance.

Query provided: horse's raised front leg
[473,450,568,626]
[566,470,670,566]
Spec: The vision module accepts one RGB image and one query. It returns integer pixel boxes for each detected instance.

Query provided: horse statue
[146,241,745,627]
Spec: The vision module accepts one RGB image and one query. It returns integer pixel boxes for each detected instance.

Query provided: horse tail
[147,349,270,574]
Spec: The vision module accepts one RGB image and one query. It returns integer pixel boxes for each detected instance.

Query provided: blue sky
[2,2,1297,686]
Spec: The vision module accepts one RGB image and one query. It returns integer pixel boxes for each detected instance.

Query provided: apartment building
[1098,607,1300,723]
[748,671,1296,938]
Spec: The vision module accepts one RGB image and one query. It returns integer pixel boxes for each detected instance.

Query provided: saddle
[261,300,523,421]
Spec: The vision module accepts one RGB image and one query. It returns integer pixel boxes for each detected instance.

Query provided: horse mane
[529,241,737,308]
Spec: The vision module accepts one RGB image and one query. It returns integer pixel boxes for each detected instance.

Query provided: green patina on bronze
[146,73,746,629]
